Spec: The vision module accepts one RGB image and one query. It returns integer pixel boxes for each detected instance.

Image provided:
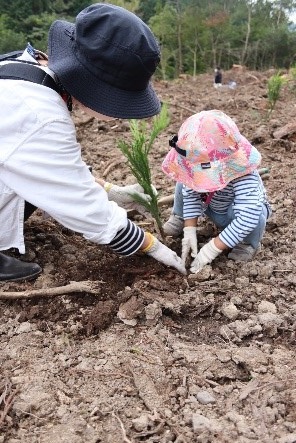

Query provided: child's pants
[172,182,269,249]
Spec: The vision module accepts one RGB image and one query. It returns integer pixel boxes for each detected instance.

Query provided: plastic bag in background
[228,81,237,89]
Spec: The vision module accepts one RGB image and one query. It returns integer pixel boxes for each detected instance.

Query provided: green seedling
[118,104,170,239]
[267,73,286,118]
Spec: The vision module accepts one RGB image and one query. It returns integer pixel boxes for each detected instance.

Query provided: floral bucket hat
[162,110,261,193]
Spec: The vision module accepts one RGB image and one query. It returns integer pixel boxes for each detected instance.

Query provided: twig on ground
[0,384,20,428]
[134,420,165,438]
[75,116,94,126]
[15,409,42,420]
[0,280,104,300]
[273,269,292,272]
[167,101,197,114]
[111,412,133,443]
[158,195,174,207]
[102,159,126,178]
[239,378,295,401]
[68,368,132,379]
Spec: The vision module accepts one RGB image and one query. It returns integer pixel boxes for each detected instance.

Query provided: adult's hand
[103,182,157,214]
[143,234,186,275]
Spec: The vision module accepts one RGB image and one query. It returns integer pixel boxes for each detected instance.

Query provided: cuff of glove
[141,233,157,253]
[209,238,222,253]
[183,226,197,234]
[104,182,113,193]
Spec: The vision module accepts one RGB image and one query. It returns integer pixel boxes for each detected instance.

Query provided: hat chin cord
[55,77,72,111]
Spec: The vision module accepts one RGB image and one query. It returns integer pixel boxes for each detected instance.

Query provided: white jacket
[0,51,127,253]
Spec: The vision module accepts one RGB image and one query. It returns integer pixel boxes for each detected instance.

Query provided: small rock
[235,276,249,288]
[258,312,283,326]
[176,386,187,397]
[132,413,150,432]
[258,300,277,314]
[215,349,232,363]
[221,302,239,320]
[188,265,212,281]
[117,295,144,326]
[163,408,173,418]
[15,322,34,334]
[145,301,162,325]
[192,413,211,433]
[196,390,216,405]
[257,312,283,337]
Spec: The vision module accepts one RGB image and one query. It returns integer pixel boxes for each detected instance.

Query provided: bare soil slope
[1,69,295,443]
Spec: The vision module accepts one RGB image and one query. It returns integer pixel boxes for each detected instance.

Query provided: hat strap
[169,135,186,157]
[174,145,187,157]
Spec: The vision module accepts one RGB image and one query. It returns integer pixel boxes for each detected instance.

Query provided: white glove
[143,235,186,275]
[190,239,222,273]
[105,182,157,210]
[181,226,198,265]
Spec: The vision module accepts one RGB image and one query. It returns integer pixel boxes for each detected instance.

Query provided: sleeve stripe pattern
[109,219,145,256]
[182,171,269,248]
[219,172,268,248]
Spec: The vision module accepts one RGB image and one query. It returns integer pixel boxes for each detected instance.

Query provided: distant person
[0,3,186,281]
[162,110,272,273]
[214,67,222,88]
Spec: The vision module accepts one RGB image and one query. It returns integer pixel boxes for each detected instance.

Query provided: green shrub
[267,73,286,116]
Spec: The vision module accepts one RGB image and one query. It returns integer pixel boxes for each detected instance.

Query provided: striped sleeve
[109,218,145,256]
[182,186,203,219]
[219,172,266,248]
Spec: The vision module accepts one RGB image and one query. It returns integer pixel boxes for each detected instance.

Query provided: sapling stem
[118,104,170,239]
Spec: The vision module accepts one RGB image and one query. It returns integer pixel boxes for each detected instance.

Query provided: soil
[1,68,296,443]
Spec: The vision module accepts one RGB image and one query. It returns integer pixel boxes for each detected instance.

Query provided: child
[162,110,271,273]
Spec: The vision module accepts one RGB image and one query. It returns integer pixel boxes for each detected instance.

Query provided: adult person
[214,67,222,88]
[0,3,186,281]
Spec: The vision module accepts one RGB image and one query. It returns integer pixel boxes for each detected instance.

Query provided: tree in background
[0,15,26,53]
[1,0,296,74]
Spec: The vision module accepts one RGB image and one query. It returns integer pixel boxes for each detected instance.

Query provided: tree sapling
[118,104,170,239]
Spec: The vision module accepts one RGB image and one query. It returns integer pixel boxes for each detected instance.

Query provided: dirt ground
[1,68,296,443]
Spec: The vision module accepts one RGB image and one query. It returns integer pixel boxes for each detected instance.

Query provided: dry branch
[0,280,104,300]
[158,195,174,207]
[0,382,19,428]
[167,101,197,114]
[75,116,94,127]
[102,159,126,178]
[111,412,133,443]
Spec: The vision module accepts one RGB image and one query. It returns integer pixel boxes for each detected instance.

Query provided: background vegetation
[1,0,296,78]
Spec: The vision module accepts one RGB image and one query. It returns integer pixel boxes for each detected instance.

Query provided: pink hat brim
[162,144,262,193]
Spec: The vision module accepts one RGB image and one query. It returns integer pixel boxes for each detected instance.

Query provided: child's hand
[190,239,222,273]
[181,227,198,265]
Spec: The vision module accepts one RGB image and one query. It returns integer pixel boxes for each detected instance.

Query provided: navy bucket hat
[48,3,161,119]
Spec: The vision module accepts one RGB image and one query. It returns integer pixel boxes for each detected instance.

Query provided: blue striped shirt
[182,171,270,248]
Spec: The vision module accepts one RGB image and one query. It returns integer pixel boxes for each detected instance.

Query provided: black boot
[24,201,37,221]
[0,252,42,282]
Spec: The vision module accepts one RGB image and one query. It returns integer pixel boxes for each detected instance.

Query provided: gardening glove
[181,226,198,265]
[143,234,186,275]
[104,182,157,212]
[190,239,222,273]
